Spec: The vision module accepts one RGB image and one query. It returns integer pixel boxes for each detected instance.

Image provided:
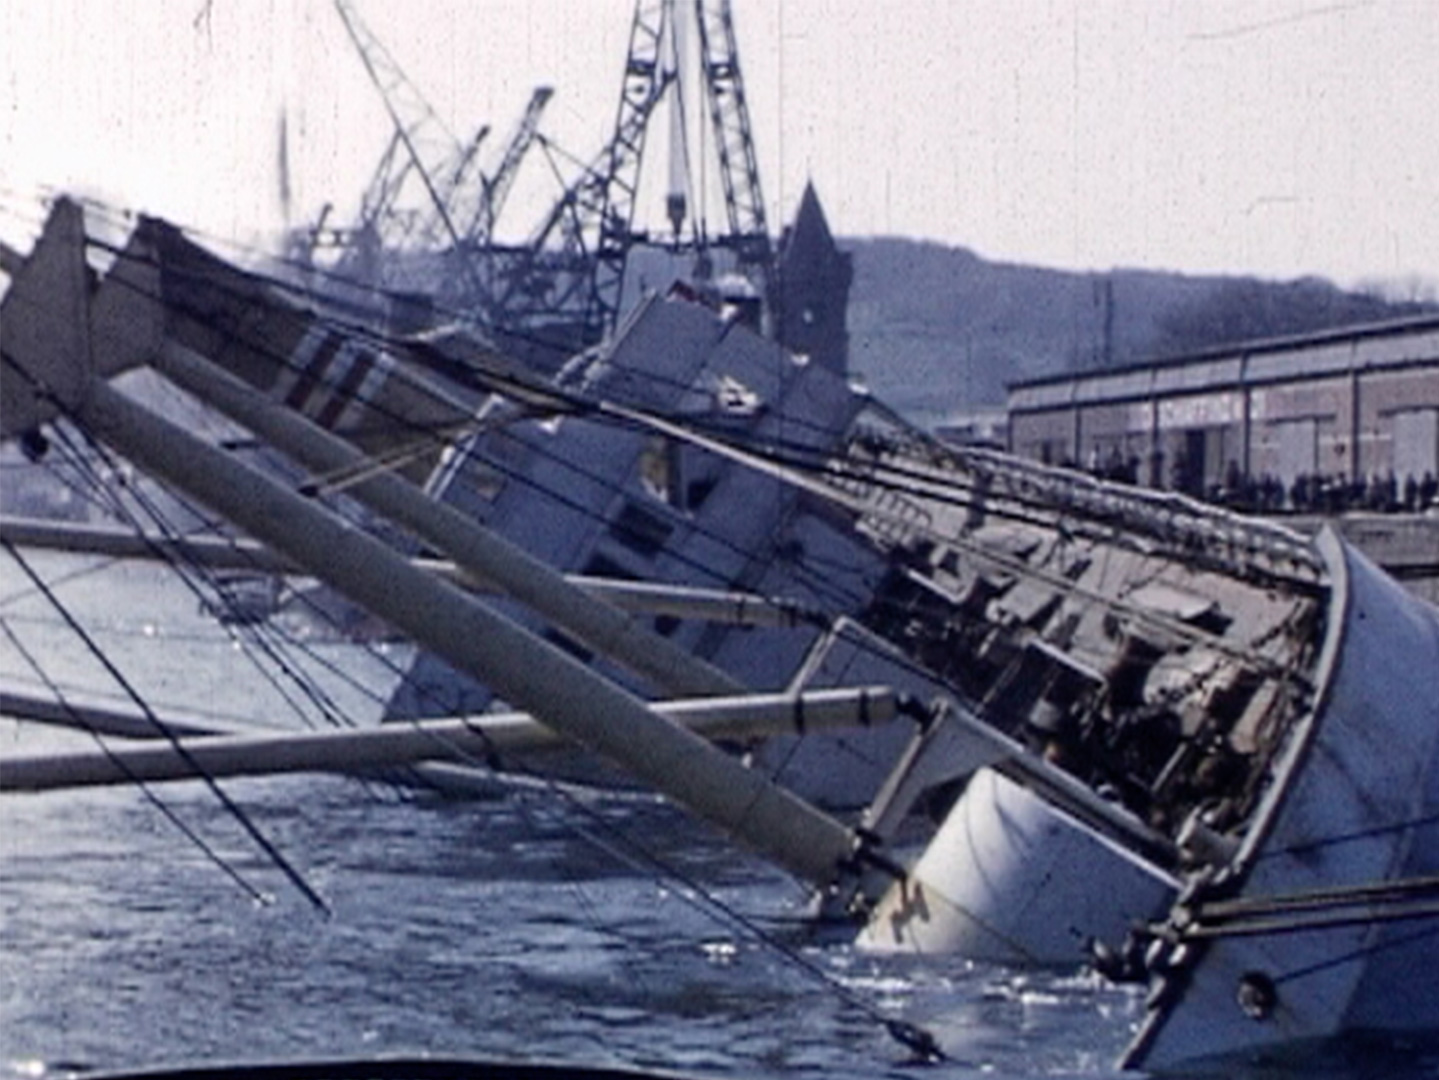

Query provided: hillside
[842,237,1436,427]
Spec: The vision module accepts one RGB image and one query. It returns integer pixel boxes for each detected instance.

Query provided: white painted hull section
[1126,531,1439,1070]
[859,767,1177,965]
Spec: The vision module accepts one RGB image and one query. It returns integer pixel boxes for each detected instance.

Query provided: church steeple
[769,182,853,375]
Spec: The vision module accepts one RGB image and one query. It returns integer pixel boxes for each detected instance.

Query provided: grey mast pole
[69,378,860,886]
[0,199,866,890]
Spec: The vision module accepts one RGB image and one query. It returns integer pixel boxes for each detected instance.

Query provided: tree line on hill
[841,236,1437,426]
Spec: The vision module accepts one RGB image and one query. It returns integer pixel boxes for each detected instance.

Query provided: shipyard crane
[485,0,676,355]
[294,130,413,290]
[330,0,490,308]
[310,0,773,363]
[327,1,562,334]
[455,86,554,251]
[489,0,772,356]
[435,85,554,313]
[693,0,769,274]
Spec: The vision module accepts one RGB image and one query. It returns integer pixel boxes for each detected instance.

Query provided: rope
[1275,920,1439,988]
[515,777,950,1064]
[1256,810,1439,863]
[50,415,365,736]
[1169,872,1439,989]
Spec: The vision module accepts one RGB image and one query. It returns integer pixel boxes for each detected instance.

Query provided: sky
[3,0,1438,292]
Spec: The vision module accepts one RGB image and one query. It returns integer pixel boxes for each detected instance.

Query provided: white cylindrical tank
[858,767,1177,965]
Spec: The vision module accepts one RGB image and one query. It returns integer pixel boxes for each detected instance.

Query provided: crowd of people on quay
[1076,446,1438,517]
[1208,467,1439,515]
[1277,469,1439,515]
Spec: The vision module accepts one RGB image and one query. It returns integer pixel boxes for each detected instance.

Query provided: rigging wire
[1172,872,1439,990]
[0,121,960,1073]
[0,609,274,907]
[168,222,1318,603]
[4,387,942,1056]
[14,207,1304,756]
[0,191,1320,581]
[1256,807,1439,864]
[8,203,1058,1074]
[78,221,1184,574]
[17,206,1321,729]
[2,304,359,805]
[1,158,1365,1065]
[6,187,1319,1063]
[17,211,1318,748]
[2,538,329,914]
[47,416,368,735]
[410,714,951,1064]
[0,425,132,526]
[537,785,948,1064]
[1276,918,1439,988]
[7,439,492,797]
[18,373,412,712]
[25,410,470,797]
[77,233,871,628]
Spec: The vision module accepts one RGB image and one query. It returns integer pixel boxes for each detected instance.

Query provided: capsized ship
[4,198,1439,1073]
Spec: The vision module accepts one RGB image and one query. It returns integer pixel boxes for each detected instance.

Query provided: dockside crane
[489,0,773,358]
[694,0,769,276]
[323,1,561,338]
[295,130,415,291]
[485,0,676,357]
[305,0,773,365]
[436,85,554,314]
[456,86,554,253]
[327,0,490,310]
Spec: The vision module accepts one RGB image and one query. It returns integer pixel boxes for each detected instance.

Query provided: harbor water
[2,552,1437,1080]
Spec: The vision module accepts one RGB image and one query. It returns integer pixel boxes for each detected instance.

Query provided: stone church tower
[768,183,853,376]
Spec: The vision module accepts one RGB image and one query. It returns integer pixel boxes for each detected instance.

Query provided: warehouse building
[1007,315,1439,511]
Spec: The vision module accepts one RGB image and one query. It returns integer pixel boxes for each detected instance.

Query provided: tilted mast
[0,198,899,899]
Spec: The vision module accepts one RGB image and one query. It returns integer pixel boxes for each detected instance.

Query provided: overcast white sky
[3,0,1437,290]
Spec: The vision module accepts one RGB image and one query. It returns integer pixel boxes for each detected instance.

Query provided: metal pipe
[570,578,822,627]
[39,374,861,888]
[0,686,896,791]
[0,516,823,629]
[0,689,222,740]
[0,516,292,573]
